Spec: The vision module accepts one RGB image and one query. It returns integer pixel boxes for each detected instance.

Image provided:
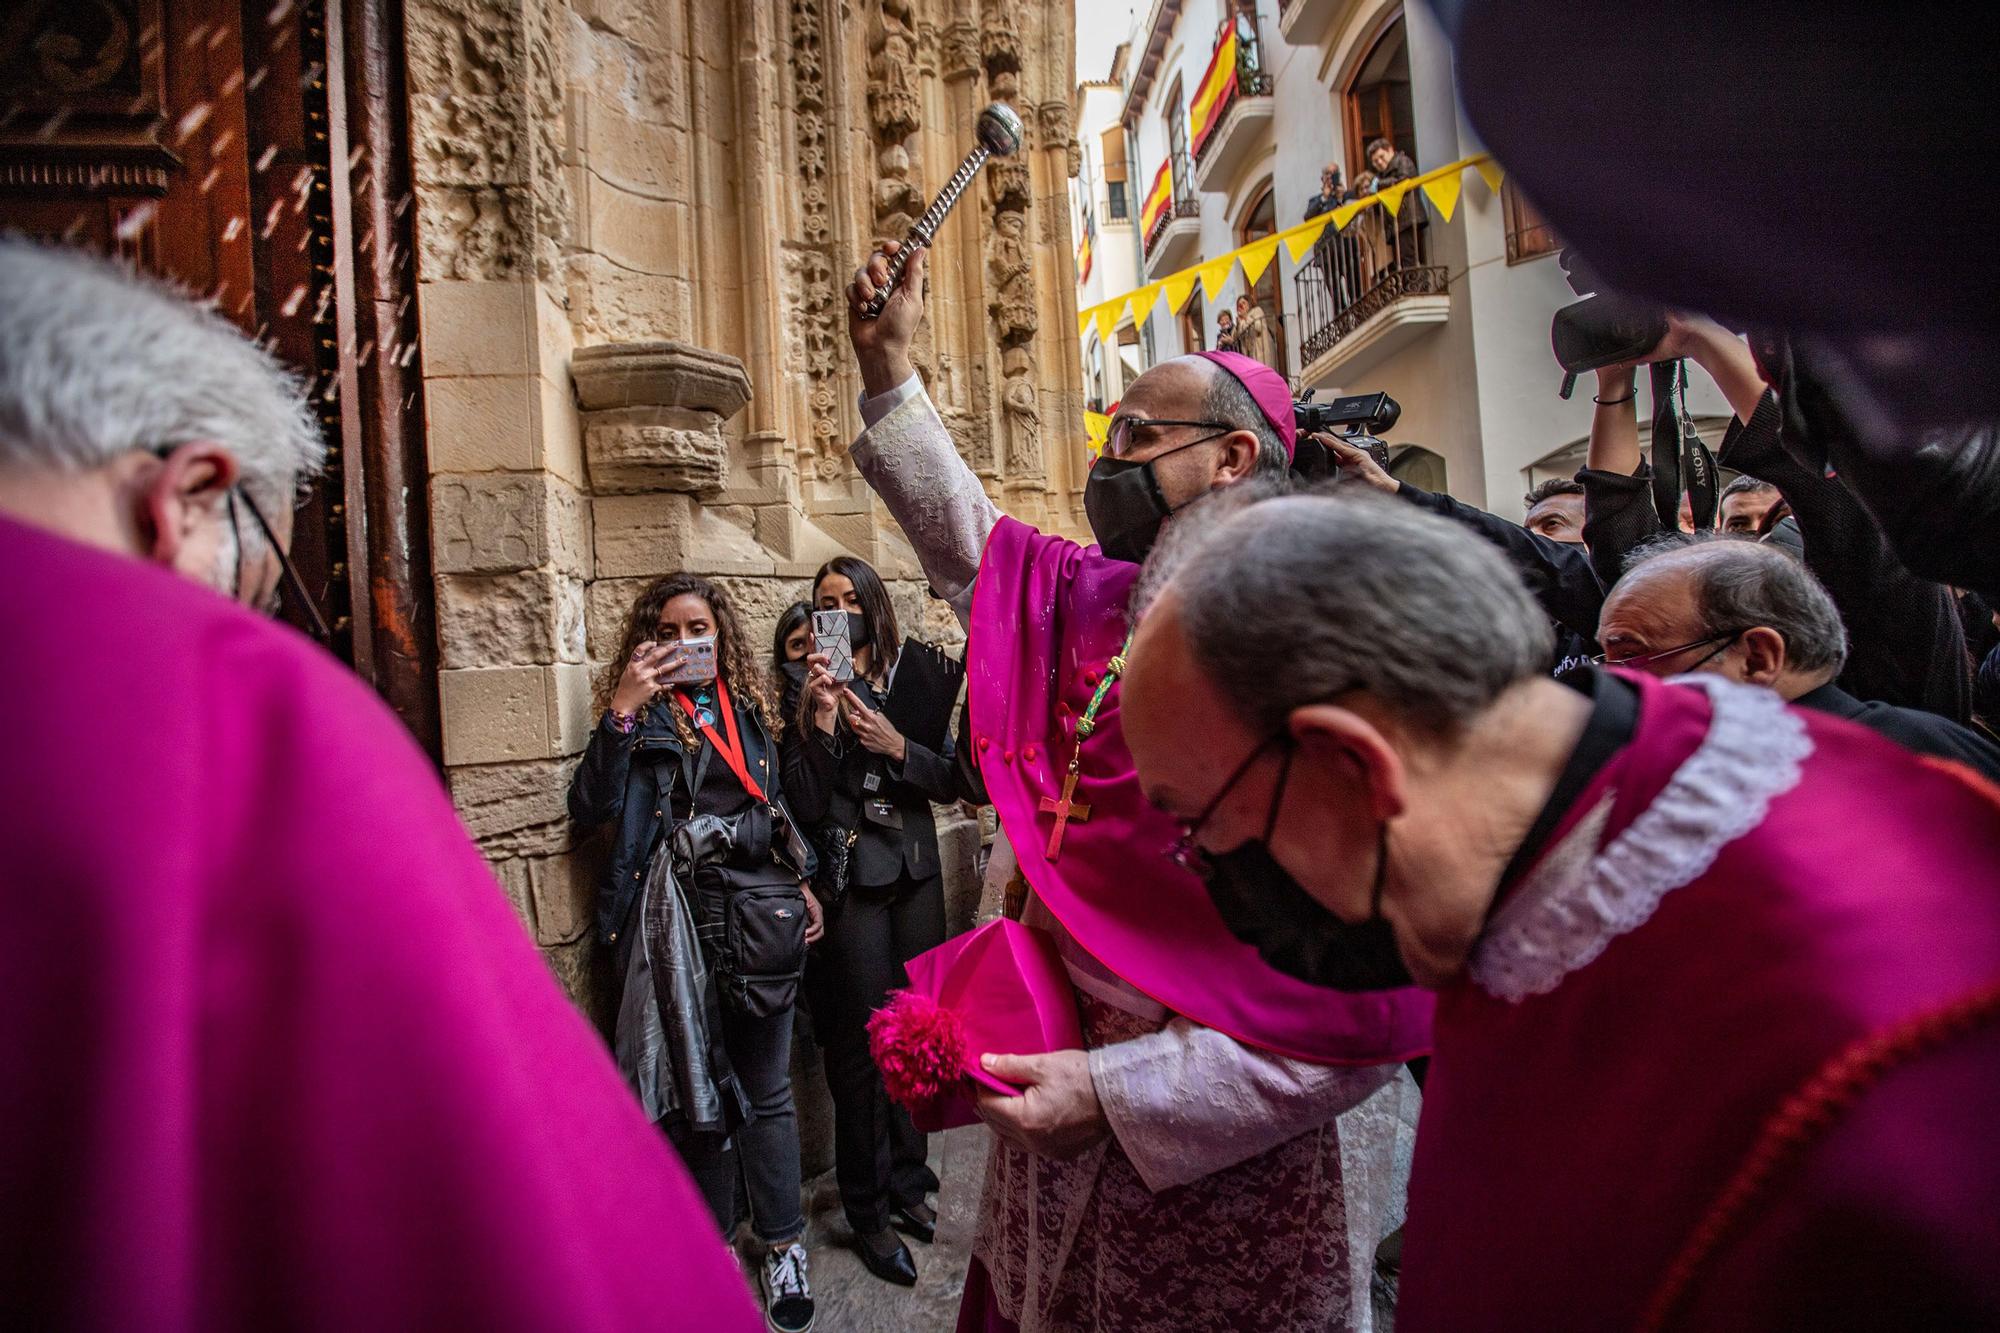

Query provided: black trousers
[808,868,946,1233]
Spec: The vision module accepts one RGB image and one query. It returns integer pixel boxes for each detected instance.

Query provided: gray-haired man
[1121,488,2000,1330]
[1599,535,2000,780]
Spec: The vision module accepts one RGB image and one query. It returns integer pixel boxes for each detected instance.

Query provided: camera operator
[1323,434,1602,675]
[1576,314,1973,722]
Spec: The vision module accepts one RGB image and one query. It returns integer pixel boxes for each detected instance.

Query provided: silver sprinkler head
[975,102,1026,157]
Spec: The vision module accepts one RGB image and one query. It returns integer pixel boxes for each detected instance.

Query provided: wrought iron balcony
[1294,200,1450,378]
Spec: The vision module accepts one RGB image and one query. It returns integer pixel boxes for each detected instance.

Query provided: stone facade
[404,0,1082,1035]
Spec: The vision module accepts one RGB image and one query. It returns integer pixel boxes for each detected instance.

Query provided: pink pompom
[868,989,967,1110]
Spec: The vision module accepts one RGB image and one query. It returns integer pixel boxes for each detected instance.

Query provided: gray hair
[1164,489,1556,735]
[1130,471,1293,623]
[1200,358,1290,481]
[0,238,325,553]
[1626,536,1849,676]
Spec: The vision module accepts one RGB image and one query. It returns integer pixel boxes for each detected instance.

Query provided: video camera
[1292,389,1399,481]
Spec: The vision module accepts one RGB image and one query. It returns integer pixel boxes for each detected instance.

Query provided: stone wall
[403,0,1081,1033]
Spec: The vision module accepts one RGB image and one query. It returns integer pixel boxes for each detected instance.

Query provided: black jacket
[1795,682,2000,784]
[1579,392,1972,722]
[568,694,790,948]
[1395,481,1605,662]
[783,674,959,888]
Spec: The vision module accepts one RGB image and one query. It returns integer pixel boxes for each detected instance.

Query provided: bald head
[1601,537,1847,692]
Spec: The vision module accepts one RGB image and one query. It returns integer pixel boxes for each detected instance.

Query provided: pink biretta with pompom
[867,918,1083,1131]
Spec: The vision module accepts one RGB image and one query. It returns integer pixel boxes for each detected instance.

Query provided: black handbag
[808,819,858,912]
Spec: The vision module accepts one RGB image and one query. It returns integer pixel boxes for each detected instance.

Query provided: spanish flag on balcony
[1139,158,1173,241]
[1189,27,1240,159]
[1076,228,1093,283]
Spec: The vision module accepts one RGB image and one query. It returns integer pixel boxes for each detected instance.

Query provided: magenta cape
[1399,675,2000,1331]
[0,516,759,1330]
[966,516,1433,1063]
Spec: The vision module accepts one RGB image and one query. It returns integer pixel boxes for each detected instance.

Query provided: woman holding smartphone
[771,600,813,678]
[568,573,823,1333]
[783,555,957,1288]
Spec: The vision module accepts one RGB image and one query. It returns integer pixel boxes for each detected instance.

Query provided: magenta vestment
[0,516,760,1330]
[1399,674,2000,1330]
[967,515,1433,1065]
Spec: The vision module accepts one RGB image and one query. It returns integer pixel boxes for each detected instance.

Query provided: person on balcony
[1232,294,1275,369]
[1214,309,1237,352]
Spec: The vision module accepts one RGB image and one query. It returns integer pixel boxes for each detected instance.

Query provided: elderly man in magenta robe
[0,239,759,1330]
[1120,489,2000,1331]
[843,243,1432,1332]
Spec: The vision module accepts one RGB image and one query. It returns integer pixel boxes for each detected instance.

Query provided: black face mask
[1083,433,1223,564]
[844,609,872,651]
[1179,737,1414,992]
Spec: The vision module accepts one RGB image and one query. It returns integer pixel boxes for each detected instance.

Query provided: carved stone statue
[867,0,921,141]
[1000,347,1042,474]
[987,207,1037,348]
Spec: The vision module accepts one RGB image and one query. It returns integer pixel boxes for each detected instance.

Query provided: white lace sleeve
[849,383,1001,616]
[1087,1018,1398,1193]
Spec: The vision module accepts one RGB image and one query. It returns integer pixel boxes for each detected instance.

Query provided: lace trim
[1471,677,1813,1003]
[850,389,999,602]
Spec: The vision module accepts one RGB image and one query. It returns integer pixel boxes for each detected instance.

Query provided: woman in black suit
[783,555,956,1287]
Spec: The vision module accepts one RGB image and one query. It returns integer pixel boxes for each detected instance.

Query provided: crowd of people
[5,21,2000,1329]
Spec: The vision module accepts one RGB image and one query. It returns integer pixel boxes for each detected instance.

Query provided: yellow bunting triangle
[1094,300,1123,343]
[1161,270,1198,313]
[1378,181,1412,217]
[1238,235,1281,288]
[1197,254,1236,303]
[1421,172,1463,223]
[1284,215,1332,263]
[1128,281,1163,326]
[1475,158,1505,196]
[1084,410,1111,457]
[1332,199,1365,230]
[1077,305,1093,337]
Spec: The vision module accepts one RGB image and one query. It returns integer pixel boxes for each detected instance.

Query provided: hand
[804,652,844,734]
[974,1050,1109,1159]
[801,883,824,946]
[841,688,908,763]
[1319,433,1398,494]
[611,641,684,717]
[848,240,927,397]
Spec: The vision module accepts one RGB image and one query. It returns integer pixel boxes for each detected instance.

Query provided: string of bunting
[1075,152,1504,345]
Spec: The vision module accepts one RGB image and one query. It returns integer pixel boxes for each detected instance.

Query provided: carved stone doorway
[0,0,440,755]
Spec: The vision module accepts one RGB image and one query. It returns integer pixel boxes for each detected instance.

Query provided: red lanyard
[675,677,766,801]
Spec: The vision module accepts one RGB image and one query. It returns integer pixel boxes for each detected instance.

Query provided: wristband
[1593,392,1635,405]
[608,708,639,734]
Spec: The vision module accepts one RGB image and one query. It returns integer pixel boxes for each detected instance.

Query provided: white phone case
[812,610,854,682]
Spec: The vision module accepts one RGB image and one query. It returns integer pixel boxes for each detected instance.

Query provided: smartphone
[812,610,855,682]
[658,635,717,686]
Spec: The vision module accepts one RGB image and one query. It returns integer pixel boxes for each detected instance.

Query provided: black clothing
[1979,645,2000,733]
[1580,393,1972,722]
[1394,481,1605,656]
[1795,683,2000,784]
[570,694,786,948]
[781,655,959,1236]
[806,871,945,1233]
[1498,669,1639,892]
[671,999,805,1245]
[1303,187,1344,221]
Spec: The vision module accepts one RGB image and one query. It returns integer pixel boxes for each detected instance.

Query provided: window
[1177,286,1204,354]
[1503,178,1560,264]
[1165,76,1189,189]
[1344,12,1416,178]
[1235,182,1286,376]
[1117,324,1142,396]
[1102,126,1129,220]
[1388,445,1447,493]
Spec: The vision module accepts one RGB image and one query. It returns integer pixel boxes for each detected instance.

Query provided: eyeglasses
[1103,415,1234,461]
[1591,629,1742,671]
[1166,733,1290,873]
[227,487,333,644]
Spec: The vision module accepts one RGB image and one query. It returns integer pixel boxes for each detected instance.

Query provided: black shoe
[854,1227,918,1287]
[760,1242,816,1333]
[889,1201,937,1245]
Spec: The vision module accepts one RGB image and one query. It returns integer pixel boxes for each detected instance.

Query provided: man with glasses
[845,242,1427,1332]
[0,239,759,1329]
[1120,487,2000,1330]
[1599,536,2000,781]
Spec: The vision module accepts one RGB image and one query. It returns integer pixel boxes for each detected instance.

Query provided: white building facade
[1071,0,1728,516]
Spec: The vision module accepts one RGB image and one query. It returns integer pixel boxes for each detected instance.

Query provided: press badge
[862,771,882,794]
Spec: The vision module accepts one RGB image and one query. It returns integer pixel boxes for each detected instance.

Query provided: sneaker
[760,1242,816,1333]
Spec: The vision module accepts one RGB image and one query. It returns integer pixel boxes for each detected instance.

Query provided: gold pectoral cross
[1038,768,1091,859]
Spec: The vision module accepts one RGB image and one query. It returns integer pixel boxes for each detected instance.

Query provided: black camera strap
[1649,360,1719,533]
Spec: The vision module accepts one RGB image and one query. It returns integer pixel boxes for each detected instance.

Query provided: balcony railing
[1293,200,1448,364]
